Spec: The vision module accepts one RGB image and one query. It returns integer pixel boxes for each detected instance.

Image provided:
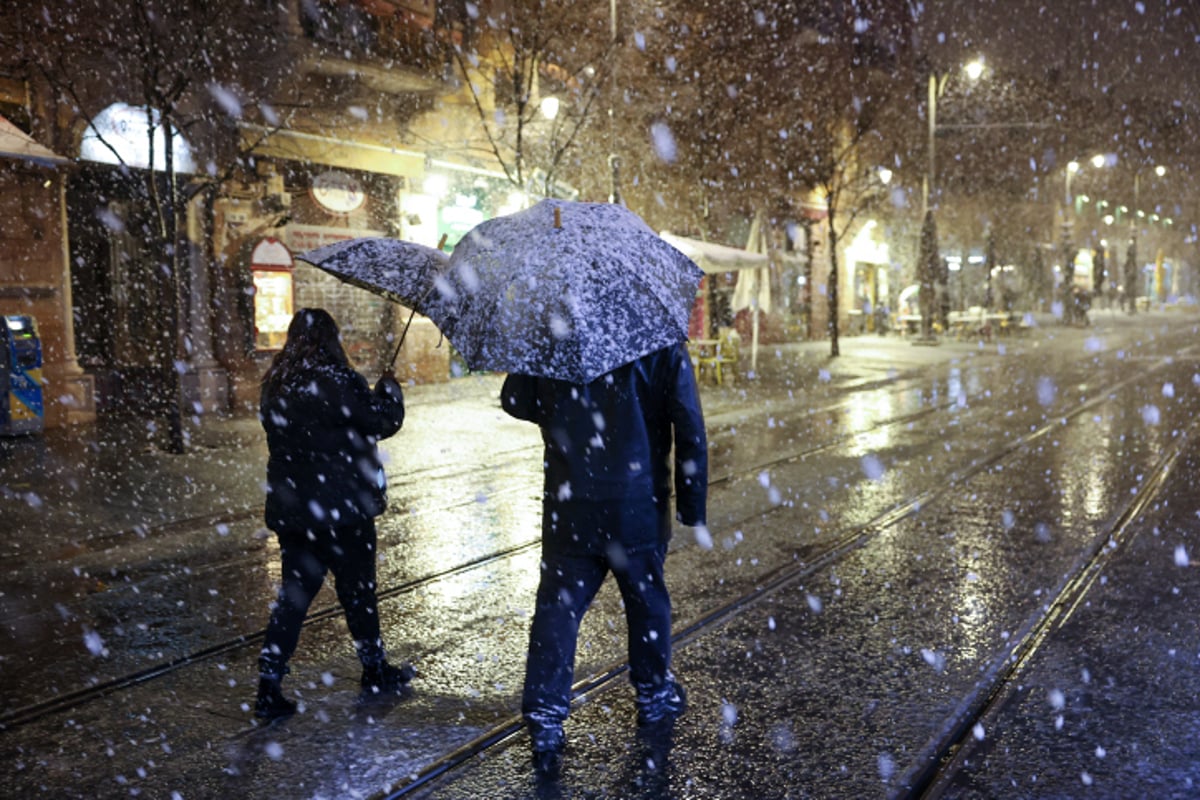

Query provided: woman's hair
[262,308,350,393]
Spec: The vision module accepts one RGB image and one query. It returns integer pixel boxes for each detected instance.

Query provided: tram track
[0,340,1180,800]
[0,371,954,731]
[373,357,1180,798]
[0,325,1194,800]
[909,414,1196,799]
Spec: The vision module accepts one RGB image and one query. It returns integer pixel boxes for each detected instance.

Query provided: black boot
[360,660,416,694]
[636,678,687,727]
[528,719,566,776]
[255,675,297,720]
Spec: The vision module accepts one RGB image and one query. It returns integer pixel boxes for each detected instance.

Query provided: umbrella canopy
[295,237,450,313]
[438,198,703,383]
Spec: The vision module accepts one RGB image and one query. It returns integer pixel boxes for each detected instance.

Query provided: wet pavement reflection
[4,313,1200,798]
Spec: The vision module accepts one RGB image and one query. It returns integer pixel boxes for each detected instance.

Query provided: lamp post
[1059,160,1080,315]
[1128,164,1166,312]
[917,57,984,342]
[607,0,621,205]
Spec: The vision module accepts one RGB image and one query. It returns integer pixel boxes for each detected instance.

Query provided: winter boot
[636,678,687,727]
[360,660,416,694]
[254,675,297,720]
[527,716,566,776]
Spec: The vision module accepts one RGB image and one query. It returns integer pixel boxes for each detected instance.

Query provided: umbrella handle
[387,276,444,369]
[388,305,418,369]
[389,238,451,369]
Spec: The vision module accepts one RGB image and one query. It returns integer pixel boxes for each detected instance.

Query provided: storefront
[0,114,95,428]
[228,128,520,391]
[845,219,891,333]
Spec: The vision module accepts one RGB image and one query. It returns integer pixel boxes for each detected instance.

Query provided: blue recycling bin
[0,315,45,436]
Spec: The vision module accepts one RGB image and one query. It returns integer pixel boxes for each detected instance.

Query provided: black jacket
[501,343,707,554]
[260,363,405,532]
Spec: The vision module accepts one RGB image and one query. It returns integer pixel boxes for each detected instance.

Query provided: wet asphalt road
[3,310,1200,798]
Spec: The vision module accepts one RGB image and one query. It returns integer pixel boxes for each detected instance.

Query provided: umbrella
[438,198,703,383]
[295,237,449,310]
[296,237,452,365]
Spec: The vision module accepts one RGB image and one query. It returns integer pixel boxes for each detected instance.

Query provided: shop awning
[243,125,426,179]
[0,115,69,167]
[660,232,768,273]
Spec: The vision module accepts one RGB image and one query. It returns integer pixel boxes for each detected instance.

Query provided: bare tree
[617,0,913,355]
[439,0,611,199]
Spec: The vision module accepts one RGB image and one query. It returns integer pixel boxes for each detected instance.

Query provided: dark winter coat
[260,363,405,532]
[501,343,707,555]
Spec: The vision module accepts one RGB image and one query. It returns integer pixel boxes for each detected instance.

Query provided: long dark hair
[262,308,350,394]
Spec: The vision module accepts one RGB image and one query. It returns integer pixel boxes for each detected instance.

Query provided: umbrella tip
[438,233,448,250]
[554,207,562,229]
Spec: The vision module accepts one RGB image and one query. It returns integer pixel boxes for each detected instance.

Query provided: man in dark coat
[501,342,708,772]
[255,308,412,720]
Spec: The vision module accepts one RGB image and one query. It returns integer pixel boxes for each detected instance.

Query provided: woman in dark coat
[254,308,412,720]
[501,342,708,772]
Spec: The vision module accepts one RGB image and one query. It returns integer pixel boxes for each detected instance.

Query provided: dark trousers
[521,544,672,726]
[260,519,384,674]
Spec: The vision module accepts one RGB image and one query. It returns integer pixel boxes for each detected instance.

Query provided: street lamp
[1059,155,1111,304]
[608,0,621,205]
[921,57,985,218]
[1129,164,1166,312]
[1059,160,1083,305]
[916,57,984,343]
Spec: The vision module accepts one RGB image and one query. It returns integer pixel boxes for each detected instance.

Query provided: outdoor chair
[690,328,740,386]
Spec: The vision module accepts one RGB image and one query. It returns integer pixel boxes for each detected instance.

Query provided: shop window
[252,270,293,349]
[249,238,295,350]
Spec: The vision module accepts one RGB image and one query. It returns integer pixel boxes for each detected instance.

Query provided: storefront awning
[243,125,426,179]
[661,231,802,274]
[660,232,768,273]
[0,115,69,167]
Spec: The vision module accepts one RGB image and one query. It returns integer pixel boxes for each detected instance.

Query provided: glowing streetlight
[922,57,986,217]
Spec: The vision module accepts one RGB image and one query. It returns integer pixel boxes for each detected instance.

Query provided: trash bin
[0,315,45,436]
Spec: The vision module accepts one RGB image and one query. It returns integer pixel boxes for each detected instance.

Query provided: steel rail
[372,358,1173,799]
[907,419,1194,799]
[0,374,953,731]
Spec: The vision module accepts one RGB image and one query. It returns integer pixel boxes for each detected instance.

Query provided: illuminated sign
[312,170,365,213]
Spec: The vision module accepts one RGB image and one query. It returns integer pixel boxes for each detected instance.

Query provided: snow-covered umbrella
[295,237,452,365]
[296,237,450,310]
[437,198,703,383]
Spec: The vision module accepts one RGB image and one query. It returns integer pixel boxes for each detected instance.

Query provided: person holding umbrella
[254,308,413,720]
[501,341,708,773]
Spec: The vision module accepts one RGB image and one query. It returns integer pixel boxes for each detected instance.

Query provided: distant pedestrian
[254,308,412,720]
[501,342,709,773]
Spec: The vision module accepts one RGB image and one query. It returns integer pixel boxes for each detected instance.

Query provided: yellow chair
[692,329,738,386]
[714,328,740,384]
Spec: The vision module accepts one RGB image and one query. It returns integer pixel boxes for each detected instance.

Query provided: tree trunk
[161,122,186,453]
[827,200,840,357]
[802,218,815,340]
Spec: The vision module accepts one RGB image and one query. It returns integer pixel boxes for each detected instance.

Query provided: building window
[249,238,295,350]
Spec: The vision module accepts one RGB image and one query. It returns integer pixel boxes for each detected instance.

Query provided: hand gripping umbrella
[437,199,704,383]
[296,237,451,367]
